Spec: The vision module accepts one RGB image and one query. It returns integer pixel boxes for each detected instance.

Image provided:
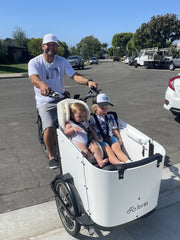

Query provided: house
[8,45,29,63]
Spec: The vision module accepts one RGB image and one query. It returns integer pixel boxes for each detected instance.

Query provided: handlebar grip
[62,91,70,98]
[91,86,97,91]
[47,90,59,99]
[90,87,101,94]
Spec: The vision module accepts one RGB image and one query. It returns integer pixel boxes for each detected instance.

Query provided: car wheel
[134,61,138,68]
[169,63,175,71]
[145,63,149,69]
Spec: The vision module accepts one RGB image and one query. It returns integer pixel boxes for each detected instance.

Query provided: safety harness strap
[91,114,111,145]
[70,118,92,146]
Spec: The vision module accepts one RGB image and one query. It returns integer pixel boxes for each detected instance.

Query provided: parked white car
[164,73,180,115]
[89,57,98,65]
[124,57,131,64]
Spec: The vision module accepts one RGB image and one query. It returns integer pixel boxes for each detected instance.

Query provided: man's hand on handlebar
[40,82,51,96]
[88,80,98,90]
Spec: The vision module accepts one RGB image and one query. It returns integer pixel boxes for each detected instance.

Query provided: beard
[44,48,57,57]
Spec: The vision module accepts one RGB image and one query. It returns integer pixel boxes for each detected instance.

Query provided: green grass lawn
[0,63,28,74]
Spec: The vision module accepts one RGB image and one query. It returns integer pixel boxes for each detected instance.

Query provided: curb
[0,201,61,240]
[0,163,180,240]
[0,73,28,79]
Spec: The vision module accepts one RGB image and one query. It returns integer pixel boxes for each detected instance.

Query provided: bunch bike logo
[127,201,148,214]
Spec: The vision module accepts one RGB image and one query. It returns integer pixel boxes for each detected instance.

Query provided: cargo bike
[40,88,166,237]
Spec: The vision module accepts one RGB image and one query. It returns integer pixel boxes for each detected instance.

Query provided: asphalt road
[0,60,180,214]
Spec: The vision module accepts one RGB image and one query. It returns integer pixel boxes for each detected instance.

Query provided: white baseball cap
[42,33,58,44]
[96,93,113,107]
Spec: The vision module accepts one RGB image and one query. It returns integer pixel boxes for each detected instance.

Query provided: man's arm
[29,74,51,96]
[71,72,98,89]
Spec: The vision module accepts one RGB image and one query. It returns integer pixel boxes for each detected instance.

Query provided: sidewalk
[0,73,27,79]
[0,163,180,240]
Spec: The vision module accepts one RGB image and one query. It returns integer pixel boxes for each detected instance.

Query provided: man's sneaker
[49,158,59,169]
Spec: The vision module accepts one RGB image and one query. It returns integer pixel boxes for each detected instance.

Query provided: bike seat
[57,99,90,131]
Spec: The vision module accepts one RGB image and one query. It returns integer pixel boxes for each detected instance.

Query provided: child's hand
[73,127,82,133]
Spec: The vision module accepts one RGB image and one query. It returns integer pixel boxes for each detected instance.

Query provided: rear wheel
[55,179,81,236]
[37,114,49,158]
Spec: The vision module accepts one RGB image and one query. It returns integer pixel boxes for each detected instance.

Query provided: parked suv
[67,55,84,69]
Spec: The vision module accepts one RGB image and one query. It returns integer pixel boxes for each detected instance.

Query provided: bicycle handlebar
[82,87,101,101]
[48,90,70,100]
[47,87,101,103]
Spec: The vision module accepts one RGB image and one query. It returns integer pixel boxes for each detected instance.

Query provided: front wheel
[55,179,81,236]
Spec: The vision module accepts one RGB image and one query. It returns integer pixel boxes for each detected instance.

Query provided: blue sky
[0,0,180,47]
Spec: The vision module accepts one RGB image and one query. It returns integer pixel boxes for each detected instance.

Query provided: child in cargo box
[64,102,109,168]
[89,93,131,165]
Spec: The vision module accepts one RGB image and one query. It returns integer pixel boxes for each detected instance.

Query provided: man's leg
[38,101,58,169]
[43,126,55,160]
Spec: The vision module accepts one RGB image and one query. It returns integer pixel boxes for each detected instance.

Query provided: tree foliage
[12,26,29,47]
[112,32,133,56]
[77,35,101,59]
[112,33,133,48]
[126,35,135,51]
[57,41,69,58]
[107,47,114,57]
[69,46,78,56]
[28,38,43,57]
[126,35,137,56]
[134,13,180,49]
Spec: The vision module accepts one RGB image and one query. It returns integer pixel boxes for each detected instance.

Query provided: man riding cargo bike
[28,33,97,169]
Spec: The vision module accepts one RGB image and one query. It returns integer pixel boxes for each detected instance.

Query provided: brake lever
[48,90,59,98]
[62,91,70,98]
[89,87,101,95]
[88,86,99,95]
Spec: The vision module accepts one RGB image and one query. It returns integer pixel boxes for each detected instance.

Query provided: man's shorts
[38,100,59,131]
[98,135,119,147]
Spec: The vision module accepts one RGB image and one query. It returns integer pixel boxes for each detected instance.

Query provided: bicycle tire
[37,114,49,158]
[55,179,81,236]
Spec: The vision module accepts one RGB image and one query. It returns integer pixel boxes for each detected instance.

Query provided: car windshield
[90,57,96,60]
[68,56,79,60]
